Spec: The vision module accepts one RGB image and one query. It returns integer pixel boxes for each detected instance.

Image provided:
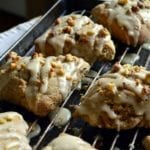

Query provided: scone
[74,63,150,130]
[0,52,90,116]
[35,14,116,64]
[42,133,96,150]
[92,0,150,46]
[0,112,31,150]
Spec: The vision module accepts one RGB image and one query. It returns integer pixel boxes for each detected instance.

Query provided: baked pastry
[74,63,150,130]
[35,14,116,64]
[0,52,90,116]
[42,133,96,150]
[0,111,28,135]
[0,112,31,150]
[92,0,150,46]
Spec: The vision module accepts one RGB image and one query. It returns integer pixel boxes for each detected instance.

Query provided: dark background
[0,0,56,32]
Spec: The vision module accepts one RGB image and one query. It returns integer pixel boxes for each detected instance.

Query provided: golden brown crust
[0,52,90,116]
[35,14,116,64]
[92,0,150,46]
[0,75,63,116]
[74,63,150,130]
[45,41,57,56]
[92,4,134,45]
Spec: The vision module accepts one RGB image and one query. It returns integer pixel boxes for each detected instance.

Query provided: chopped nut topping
[133,66,143,73]
[97,87,106,96]
[55,18,61,25]
[0,118,6,124]
[106,83,115,91]
[121,64,143,76]
[118,0,128,5]
[5,116,13,122]
[57,68,65,76]
[79,35,89,43]
[10,63,17,70]
[56,63,62,69]
[63,26,72,34]
[65,54,75,62]
[48,32,54,38]
[0,116,13,124]
[21,64,26,69]
[132,5,140,12]
[99,28,109,37]
[8,52,18,59]
[87,30,95,36]
[11,56,20,62]
[51,62,57,68]
[51,62,62,68]
[33,53,43,58]
[66,75,72,81]
[135,79,141,85]
[67,18,75,26]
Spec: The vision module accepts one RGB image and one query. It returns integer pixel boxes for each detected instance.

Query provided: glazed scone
[35,14,115,64]
[0,112,31,150]
[74,63,150,130]
[143,135,150,150]
[92,0,150,46]
[0,111,28,135]
[42,133,96,150]
[0,52,90,116]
